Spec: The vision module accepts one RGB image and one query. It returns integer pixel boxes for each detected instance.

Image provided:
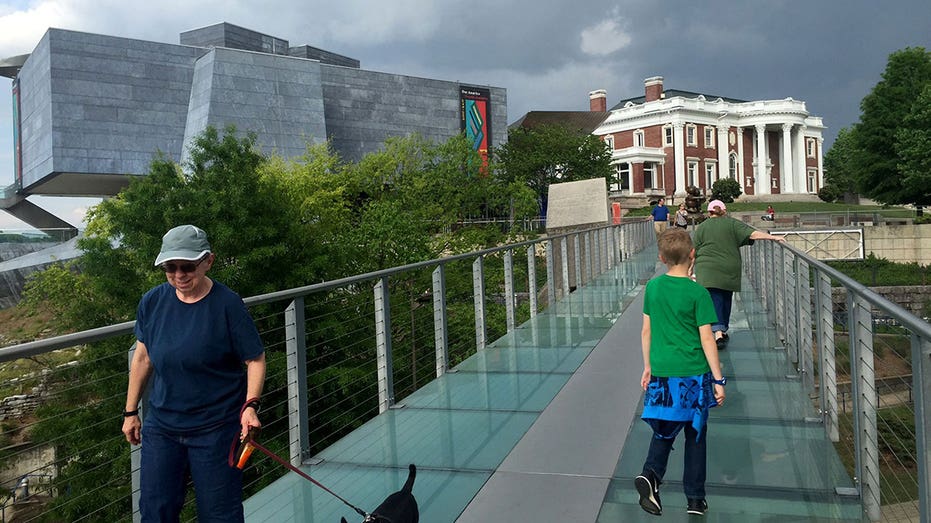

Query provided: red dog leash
[230,401,372,521]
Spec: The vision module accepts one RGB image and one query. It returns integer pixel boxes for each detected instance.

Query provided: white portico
[593,77,825,200]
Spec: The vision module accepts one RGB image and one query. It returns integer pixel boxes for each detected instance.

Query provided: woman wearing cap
[121,225,266,522]
[692,201,785,349]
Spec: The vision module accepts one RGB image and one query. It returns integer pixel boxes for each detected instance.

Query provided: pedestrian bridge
[1,219,926,522]
[243,242,865,522]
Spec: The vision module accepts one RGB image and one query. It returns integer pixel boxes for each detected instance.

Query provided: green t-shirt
[643,274,719,377]
[693,216,756,292]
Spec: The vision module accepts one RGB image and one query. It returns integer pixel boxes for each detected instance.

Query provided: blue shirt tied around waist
[642,372,718,441]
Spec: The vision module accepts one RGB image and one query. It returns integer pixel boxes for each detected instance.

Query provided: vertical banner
[460,86,491,172]
[11,78,23,186]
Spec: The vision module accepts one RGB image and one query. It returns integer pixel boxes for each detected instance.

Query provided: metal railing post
[285,297,310,465]
[374,277,395,412]
[473,256,487,350]
[785,252,799,366]
[912,334,931,523]
[561,237,570,297]
[504,249,516,332]
[527,245,538,317]
[128,344,142,523]
[546,239,556,307]
[584,232,592,285]
[573,233,582,291]
[797,258,814,394]
[432,265,449,377]
[814,270,839,442]
[848,293,880,522]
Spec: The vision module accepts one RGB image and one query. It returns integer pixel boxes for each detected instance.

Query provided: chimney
[589,89,607,112]
[644,76,664,102]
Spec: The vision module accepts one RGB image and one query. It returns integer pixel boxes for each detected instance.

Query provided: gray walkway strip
[456,286,648,522]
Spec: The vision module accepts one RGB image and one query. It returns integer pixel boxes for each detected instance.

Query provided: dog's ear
[340,518,348,523]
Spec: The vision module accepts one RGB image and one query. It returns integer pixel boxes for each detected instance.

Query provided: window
[686,124,697,146]
[705,162,717,189]
[611,163,630,192]
[806,138,816,158]
[704,127,715,148]
[687,160,699,188]
[729,153,738,179]
[644,163,656,189]
[807,169,818,193]
[663,125,673,146]
[634,130,645,147]
[604,135,614,150]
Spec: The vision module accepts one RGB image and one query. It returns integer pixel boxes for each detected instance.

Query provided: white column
[782,123,794,194]
[795,125,807,195]
[627,162,633,193]
[756,124,769,195]
[817,137,824,191]
[737,127,746,188]
[673,122,686,196]
[717,126,729,179]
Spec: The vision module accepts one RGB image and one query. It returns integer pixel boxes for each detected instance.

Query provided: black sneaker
[687,498,708,515]
[635,472,662,515]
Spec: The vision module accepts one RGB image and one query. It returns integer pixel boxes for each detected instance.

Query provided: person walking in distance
[651,198,670,236]
[635,228,726,517]
[692,200,785,349]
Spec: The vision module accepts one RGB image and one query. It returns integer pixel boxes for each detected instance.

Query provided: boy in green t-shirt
[635,228,726,517]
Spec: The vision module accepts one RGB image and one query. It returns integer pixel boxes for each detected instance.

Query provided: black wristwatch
[122,409,139,418]
[711,377,727,386]
[243,399,261,413]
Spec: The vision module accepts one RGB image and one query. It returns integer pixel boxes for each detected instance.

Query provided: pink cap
[707,199,726,212]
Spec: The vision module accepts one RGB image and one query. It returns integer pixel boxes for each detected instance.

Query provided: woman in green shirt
[692,200,785,348]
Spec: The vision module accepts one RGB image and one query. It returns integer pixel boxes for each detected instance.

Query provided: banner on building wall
[11,78,22,186]
[459,86,491,170]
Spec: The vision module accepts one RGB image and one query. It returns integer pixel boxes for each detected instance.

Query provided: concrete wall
[320,65,507,162]
[181,48,327,163]
[180,23,290,56]
[863,224,931,264]
[28,29,203,190]
[17,32,53,189]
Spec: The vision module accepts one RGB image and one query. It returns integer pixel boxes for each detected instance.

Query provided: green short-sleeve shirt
[643,274,719,377]
[693,216,756,292]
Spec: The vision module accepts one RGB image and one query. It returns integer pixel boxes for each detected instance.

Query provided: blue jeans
[642,422,708,499]
[707,288,733,334]
[140,422,244,523]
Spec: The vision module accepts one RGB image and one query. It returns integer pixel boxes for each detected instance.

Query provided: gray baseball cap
[154,225,212,266]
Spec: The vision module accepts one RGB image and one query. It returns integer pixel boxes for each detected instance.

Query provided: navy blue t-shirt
[134,281,264,433]
[651,204,670,222]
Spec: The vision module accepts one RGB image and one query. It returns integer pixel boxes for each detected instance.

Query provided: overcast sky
[0,0,929,229]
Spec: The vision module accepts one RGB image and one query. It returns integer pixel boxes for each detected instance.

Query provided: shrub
[818,185,843,202]
[710,178,741,203]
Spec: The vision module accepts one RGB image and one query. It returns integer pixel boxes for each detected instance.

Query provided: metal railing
[746,239,931,523]
[0,219,653,522]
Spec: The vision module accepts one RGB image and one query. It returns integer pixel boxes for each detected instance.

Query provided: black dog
[341,464,419,523]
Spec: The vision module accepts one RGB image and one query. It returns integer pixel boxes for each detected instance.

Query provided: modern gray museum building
[0,23,507,233]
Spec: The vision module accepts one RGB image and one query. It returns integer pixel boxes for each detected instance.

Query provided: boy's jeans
[707,288,733,334]
[642,422,708,499]
[140,422,244,523]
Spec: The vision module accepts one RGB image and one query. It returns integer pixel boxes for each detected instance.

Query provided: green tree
[823,127,860,202]
[896,84,931,207]
[853,47,931,204]
[494,124,613,214]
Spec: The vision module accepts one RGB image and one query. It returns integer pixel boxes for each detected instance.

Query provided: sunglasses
[161,256,207,274]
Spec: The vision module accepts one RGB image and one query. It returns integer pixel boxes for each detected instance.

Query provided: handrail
[0,221,645,361]
[782,241,931,338]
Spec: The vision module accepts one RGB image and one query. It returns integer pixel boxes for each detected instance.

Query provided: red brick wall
[768,132,781,194]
